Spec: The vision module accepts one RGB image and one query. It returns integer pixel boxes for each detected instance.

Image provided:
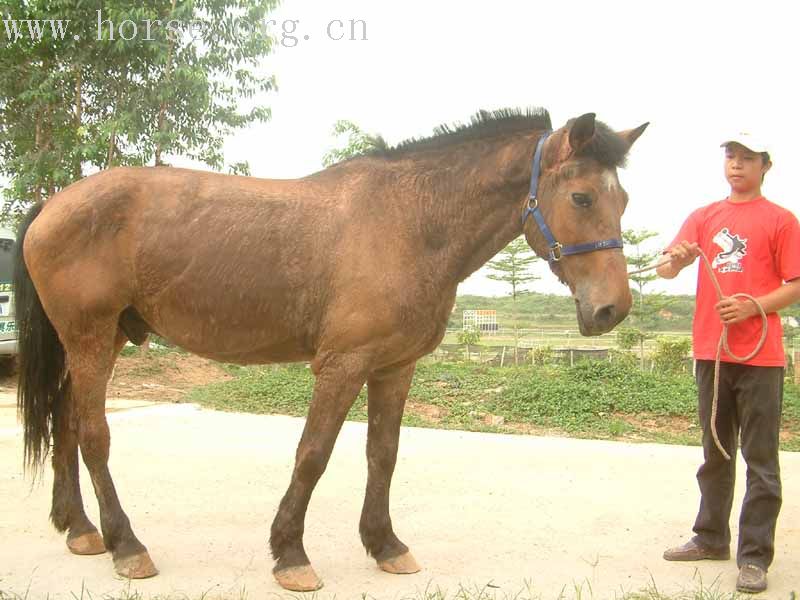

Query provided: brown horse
[15,108,646,592]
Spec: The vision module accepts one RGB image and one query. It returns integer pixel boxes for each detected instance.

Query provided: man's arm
[716,278,800,324]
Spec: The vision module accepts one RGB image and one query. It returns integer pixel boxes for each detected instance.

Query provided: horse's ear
[568,113,596,152]
[618,122,650,147]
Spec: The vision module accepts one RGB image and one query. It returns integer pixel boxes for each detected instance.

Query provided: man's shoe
[663,539,730,561]
[737,564,767,594]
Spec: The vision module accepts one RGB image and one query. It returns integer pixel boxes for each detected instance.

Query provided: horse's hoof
[114,552,159,579]
[378,551,421,574]
[273,565,323,592]
[67,531,106,555]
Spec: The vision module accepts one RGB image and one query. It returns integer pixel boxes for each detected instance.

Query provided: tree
[457,327,481,362]
[486,236,539,365]
[620,229,672,368]
[1,0,278,223]
[321,120,382,167]
[624,229,660,315]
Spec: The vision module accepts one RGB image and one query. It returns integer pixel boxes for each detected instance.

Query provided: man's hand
[657,241,701,279]
[715,297,758,324]
[667,241,700,270]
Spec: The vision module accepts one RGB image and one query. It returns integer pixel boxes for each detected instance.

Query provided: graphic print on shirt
[711,227,747,273]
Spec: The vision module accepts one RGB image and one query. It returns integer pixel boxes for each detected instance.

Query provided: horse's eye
[572,193,592,208]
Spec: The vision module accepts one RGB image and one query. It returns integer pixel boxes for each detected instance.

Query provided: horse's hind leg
[51,375,105,555]
[270,352,371,592]
[51,329,128,556]
[64,322,157,579]
[360,362,420,574]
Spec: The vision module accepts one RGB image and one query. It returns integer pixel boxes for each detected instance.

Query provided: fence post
[795,349,799,384]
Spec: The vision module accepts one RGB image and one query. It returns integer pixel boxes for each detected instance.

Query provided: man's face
[724,143,770,192]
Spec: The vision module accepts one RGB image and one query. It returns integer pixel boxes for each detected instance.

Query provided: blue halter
[521,131,624,263]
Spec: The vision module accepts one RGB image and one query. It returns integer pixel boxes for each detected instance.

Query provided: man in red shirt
[658,132,800,593]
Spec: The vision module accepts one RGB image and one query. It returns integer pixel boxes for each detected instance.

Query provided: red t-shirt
[668,197,800,367]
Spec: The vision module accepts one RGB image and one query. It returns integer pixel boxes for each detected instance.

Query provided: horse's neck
[409,137,533,284]
[442,191,526,283]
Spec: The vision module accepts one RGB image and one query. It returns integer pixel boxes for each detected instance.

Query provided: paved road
[1,395,797,599]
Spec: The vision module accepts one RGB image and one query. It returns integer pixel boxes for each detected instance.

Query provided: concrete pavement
[1,395,797,599]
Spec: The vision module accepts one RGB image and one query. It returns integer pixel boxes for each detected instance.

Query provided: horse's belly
[188,335,314,365]
[137,288,318,364]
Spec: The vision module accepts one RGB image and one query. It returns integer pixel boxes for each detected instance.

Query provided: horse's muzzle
[575,297,629,336]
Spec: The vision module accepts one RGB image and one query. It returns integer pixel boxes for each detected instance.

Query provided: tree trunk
[794,350,799,384]
[512,287,519,366]
[33,111,43,204]
[154,0,178,166]
[106,126,117,168]
[106,81,121,168]
[638,280,645,370]
[73,67,83,180]
[639,337,645,370]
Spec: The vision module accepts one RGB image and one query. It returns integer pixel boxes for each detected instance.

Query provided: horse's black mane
[366,107,552,158]
[338,107,630,168]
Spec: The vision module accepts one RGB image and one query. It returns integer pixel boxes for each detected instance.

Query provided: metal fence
[433,329,798,378]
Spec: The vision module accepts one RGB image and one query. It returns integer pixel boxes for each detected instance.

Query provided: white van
[0,227,17,356]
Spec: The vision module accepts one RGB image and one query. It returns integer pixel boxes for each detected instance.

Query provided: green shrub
[532,344,554,366]
[616,327,642,350]
[652,337,692,374]
[457,328,481,346]
[608,348,638,368]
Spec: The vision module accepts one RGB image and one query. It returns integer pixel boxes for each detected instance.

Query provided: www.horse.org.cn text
[1,12,369,47]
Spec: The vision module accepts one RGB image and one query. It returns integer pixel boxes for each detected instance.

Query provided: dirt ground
[107,349,233,401]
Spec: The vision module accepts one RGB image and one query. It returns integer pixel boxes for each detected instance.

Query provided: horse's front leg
[360,362,420,574]
[269,351,371,592]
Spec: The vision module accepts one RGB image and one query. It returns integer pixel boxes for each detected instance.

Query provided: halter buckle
[548,242,563,262]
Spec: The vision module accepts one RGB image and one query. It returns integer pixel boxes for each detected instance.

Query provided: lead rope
[628,250,768,460]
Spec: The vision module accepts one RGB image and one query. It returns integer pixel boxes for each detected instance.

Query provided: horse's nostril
[593,304,617,328]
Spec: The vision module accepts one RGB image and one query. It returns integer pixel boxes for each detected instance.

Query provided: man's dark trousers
[692,359,783,571]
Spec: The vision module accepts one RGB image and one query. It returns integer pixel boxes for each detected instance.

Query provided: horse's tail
[14,202,70,473]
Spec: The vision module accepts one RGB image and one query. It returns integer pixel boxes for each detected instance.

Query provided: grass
[187,361,800,452]
[0,573,773,600]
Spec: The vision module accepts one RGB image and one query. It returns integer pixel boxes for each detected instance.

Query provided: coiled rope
[628,250,767,460]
